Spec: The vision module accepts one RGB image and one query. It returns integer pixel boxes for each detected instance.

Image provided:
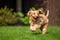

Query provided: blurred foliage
[18,12,29,25]
[0,6,18,25]
[29,7,36,11]
[0,7,40,25]
[20,17,29,25]
[18,12,24,18]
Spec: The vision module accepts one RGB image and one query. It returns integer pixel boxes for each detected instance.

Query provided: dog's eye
[39,11,42,14]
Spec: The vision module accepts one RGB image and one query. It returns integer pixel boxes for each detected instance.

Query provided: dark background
[0,0,16,11]
[0,0,60,26]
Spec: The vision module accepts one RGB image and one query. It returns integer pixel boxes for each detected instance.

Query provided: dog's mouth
[33,17,40,21]
[32,16,37,18]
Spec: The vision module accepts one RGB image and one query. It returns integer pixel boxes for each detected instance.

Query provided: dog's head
[27,10,39,18]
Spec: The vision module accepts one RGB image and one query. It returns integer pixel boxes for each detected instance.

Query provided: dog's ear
[38,9,44,14]
[45,10,49,17]
[39,10,43,14]
[27,11,31,16]
[38,8,44,14]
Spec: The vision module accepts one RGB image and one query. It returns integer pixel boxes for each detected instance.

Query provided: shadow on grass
[31,32,41,35]
[31,31,49,35]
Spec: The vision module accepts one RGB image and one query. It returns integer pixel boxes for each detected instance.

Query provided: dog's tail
[45,10,49,17]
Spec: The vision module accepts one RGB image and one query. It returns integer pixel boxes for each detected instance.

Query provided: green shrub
[18,12,24,18]
[0,6,18,25]
[29,7,36,11]
[20,16,29,25]
[18,12,29,25]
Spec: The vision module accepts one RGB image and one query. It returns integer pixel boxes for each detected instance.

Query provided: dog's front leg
[41,23,48,34]
[30,25,37,32]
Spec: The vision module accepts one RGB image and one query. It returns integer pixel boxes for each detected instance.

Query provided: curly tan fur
[27,10,49,34]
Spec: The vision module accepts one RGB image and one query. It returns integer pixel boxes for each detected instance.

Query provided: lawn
[0,26,60,40]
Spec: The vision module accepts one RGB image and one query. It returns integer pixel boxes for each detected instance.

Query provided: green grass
[0,26,60,40]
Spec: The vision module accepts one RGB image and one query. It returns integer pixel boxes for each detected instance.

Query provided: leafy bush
[29,7,36,11]
[0,6,18,25]
[20,17,29,25]
[18,12,29,25]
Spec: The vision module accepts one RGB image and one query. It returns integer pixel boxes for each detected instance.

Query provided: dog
[27,9,49,34]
